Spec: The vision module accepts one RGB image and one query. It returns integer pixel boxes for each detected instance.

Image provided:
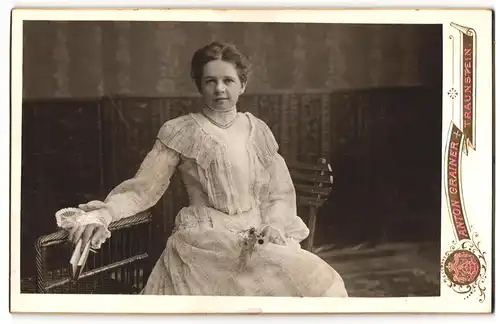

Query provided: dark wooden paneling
[319,87,442,246]
[21,99,104,278]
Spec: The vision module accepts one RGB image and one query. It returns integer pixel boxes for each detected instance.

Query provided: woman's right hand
[260,224,287,245]
[67,224,107,251]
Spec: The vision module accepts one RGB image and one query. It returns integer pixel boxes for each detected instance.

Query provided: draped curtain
[22,21,442,99]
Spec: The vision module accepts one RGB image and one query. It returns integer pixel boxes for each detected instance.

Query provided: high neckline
[189,111,256,148]
[201,105,238,129]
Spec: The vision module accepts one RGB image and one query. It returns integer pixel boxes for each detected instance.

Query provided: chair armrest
[108,210,152,231]
[34,211,153,293]
[36,211,152,248]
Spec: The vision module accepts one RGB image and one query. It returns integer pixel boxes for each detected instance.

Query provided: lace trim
[159,113,278,172]
[248,113,279,168]
[157,115,218,170]
[55,207,111,250]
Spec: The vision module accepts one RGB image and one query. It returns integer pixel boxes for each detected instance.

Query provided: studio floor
[316,242,441,297]
[21,241,441,297]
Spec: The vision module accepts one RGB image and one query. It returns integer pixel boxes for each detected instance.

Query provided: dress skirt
[141,206,348,297]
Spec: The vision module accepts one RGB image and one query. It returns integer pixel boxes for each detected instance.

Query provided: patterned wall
[23,21,442,99]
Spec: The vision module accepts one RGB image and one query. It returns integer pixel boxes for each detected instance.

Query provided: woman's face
[200,59,246,111]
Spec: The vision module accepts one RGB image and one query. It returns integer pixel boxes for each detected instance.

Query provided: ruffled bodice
[158,112,277,216]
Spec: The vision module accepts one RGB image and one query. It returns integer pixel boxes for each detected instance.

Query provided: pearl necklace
[202,108,238,129]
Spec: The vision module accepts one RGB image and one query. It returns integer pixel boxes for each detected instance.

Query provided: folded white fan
[69,239,91,280]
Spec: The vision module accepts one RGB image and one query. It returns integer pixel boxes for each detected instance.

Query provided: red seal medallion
[444,250,481,285]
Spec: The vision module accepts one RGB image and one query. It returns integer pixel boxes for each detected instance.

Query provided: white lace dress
[76,111,348,297]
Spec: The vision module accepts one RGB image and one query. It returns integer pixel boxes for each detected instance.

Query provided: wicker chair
[29,158,333,294]
[287,158,334,251]
[33,211,153,294]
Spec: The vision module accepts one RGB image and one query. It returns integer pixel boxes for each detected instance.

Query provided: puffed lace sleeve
[260,153,310,243]
[56,121,181,249]
[251,115,309,244]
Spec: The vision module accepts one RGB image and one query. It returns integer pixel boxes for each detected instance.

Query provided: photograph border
[9,8,494,314]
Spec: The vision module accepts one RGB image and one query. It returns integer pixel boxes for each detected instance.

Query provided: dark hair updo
[190,41,252,92]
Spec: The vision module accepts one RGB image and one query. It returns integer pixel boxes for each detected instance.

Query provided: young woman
[60,41,348,297]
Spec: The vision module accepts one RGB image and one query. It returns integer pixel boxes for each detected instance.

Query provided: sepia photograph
[9,8,493,314]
